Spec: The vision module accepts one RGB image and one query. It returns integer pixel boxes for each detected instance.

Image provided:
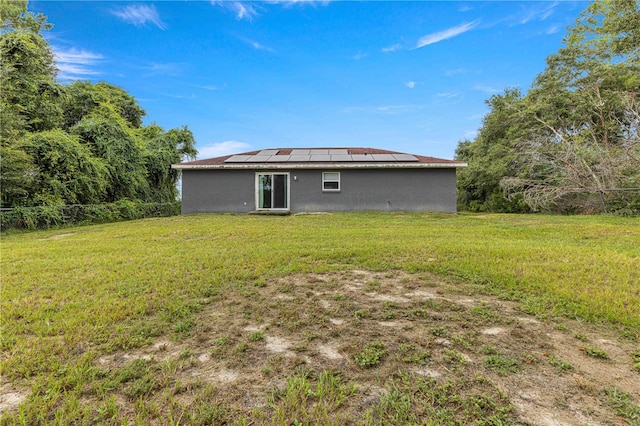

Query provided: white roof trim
[172,162,467,170]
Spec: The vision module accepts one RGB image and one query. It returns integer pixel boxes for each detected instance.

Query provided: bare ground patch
[10,270,637,424]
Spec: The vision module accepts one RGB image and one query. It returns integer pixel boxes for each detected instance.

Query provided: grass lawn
[1,212,639,424]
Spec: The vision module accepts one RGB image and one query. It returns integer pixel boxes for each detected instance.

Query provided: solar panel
[350,154,373,161]
[246,155,272,162]
[224,155,252,163]
[392,154,419,161]
[289,155,311,162]
[371,154,397,161]
[266,155,289,162]
[331,155,352,161]
[224,149,420,164]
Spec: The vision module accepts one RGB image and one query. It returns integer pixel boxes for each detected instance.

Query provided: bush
[0,201,180,232]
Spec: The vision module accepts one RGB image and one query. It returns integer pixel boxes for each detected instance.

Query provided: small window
[322,172,340,191]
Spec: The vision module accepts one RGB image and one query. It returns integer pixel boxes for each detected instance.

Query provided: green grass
[1,212,639,423]
[606,388,640,424]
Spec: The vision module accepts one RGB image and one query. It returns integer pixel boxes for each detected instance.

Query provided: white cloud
[444,68,468,77]
[112,4,166,29]
[53,47,103,80]
[381,43,403,53]
[406,81,415,89]
[268,0,332,6]
[546,24,561,35]
[237,36,274,52]
[211,1,260,20]
[233,2,259,20]
[415,21,478,49]
[194,83,227,91]
[213,0,330,20]
[352,52,368,60]
[435,91,460,99]
[197,141,253,160]
[144,62,185,76]
[168,93,196,99]
[252,41,274,52]
[474,84,500,94]
[343,104,423,115]
[518,2,557,25]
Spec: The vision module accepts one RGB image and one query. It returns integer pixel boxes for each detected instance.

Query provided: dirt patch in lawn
[73,271,640,423]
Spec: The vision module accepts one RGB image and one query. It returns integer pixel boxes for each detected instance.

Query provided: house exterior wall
[181,170,255,213]
[181,168,458,214]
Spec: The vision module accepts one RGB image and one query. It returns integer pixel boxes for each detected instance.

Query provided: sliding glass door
[257,173,289,210]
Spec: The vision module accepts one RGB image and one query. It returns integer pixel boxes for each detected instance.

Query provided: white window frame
[322,172,340,192]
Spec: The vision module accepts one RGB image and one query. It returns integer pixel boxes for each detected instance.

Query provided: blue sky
[32,0,588,160]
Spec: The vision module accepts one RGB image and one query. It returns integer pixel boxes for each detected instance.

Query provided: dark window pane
[324,181,339,190]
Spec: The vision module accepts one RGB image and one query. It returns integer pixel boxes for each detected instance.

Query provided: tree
[61,81,146,130]
[456,0,640,215]
[501,0,640,214]
[0,0,61,135]
[1,0,61,206]
[455,89,531,212]
[20,129,108,205]
[142,124,196,202]
[1,1,198,208]
[71,115,150,203]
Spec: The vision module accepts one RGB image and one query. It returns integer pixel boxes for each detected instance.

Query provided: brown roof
[173,147,466,169]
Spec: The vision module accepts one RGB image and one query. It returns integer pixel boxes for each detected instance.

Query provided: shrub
[0,201,180,232]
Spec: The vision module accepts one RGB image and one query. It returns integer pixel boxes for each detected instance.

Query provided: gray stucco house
[172,148,467,214]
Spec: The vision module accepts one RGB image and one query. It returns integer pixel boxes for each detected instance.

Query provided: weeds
[354,341,387,368]
[249,331,264,342]
[606,388,640,423]
[583,346,609,359]
[365,373,516,425]
[485,355,520,375]
[548,355,574,373]
[430,325,449,337]
[443,349,468,367]
[632,349,640,372]
[482,345,499,355]
[354,309,371,320]
[267,370,357,423]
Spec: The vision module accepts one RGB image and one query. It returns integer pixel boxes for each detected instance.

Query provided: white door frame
[255,172,290,211]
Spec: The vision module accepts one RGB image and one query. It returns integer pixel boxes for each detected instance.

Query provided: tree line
[456,0,639,215]
[0,0,197,209]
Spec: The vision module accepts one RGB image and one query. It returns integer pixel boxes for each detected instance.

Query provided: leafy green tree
[501,0,640,214]
[0,0,61,135]
[20,129,108,205]
[457,0,640,214]
[1,1,198,208]
[455,89,531,212]
[61,81,146,130]
[142,124,196,202]
[71,115,150,203]
[1,0,61,206]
